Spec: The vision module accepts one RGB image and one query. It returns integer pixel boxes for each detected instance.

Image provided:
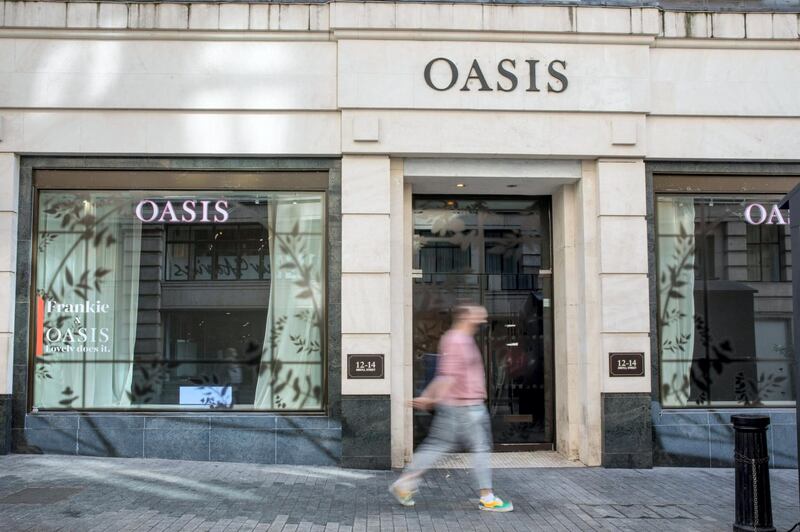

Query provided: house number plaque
[609,352,645,377]
[347,354,385,379]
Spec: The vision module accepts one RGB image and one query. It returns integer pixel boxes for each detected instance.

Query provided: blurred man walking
[389,304,513,512]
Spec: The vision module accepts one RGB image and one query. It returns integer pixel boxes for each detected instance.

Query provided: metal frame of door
[411,195,556,451]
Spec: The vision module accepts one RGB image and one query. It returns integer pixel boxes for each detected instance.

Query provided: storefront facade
[0,0,798,469]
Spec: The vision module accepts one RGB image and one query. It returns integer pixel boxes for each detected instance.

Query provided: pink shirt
[436,329,487,406]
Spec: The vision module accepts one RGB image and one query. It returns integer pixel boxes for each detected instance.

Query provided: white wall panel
[342,215,391,273]
[596,160,646,217]
[0,155,17,396]
[651,48,800,117]
[341,274,391,334]
[600,275,650,334]
[341,156,391,214]
[648,116,800,160]
[0,39,337,110]
[0,110,340,155]
[343,110,645,157]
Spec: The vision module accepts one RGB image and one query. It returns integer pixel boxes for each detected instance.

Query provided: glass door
[412,197,554,450]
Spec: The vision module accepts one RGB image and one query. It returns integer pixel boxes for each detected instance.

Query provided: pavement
[0,454,797,531]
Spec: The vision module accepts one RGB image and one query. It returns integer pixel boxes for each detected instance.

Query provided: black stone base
[0,394,11,454]
[341,395,391,470]
[602,393,653,468]
[10,413,342,465]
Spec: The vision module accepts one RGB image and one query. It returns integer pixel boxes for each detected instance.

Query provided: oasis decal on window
[744,203,789,225]
[33,190,325,411]
[135,200,230,223]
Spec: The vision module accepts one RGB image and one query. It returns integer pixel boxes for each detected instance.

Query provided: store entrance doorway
[412,196,554,450]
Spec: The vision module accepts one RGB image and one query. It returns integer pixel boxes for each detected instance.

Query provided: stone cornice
[0,2,797,40]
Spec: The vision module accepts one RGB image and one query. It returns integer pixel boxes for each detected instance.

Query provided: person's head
[451,304,488,333]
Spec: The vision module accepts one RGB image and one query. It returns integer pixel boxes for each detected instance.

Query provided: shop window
[33,190,325,411]
[165,224,269,281]
[746,224,786,282]
[417,233,472,275]
[657,194,795,407]
[412,197,548,290]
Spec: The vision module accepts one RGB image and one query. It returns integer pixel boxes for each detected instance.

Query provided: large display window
[656,177,797,408]
[32,186,325,411]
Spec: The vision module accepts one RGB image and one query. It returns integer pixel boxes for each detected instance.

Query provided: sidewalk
[0,454,797,531]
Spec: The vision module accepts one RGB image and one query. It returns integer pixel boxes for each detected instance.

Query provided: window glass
[412,197,548,286]
[657,194,794,407]
[34,190,325,411]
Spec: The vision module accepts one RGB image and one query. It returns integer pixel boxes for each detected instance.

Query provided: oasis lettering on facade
[423,58,568,93]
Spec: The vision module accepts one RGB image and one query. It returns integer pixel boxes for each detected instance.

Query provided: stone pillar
[595,159,653,468]
[340,155,392,469]
[0,154,19,454]
[576,161,604,466]
[389,159,413,468]
[552,183,583,461]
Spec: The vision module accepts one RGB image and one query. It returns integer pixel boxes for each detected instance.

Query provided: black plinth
[732,415,774,532]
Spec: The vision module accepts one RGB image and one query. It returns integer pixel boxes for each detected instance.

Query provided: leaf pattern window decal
[33,190,325,411]
[656,195,795,408]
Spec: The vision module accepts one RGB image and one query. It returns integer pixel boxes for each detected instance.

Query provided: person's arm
[411,375,454,410]
[410,336,458,410]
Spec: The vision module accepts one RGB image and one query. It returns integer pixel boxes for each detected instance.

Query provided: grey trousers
[406,404,493,490]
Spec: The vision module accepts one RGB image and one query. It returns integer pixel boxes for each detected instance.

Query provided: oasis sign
[745,203,789,225]
[135,200,230,223]
[423,57,568,93]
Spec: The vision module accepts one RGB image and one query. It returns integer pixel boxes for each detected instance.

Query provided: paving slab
[0,454,796,531]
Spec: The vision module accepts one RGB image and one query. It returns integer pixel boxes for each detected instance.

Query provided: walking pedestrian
[389,304,514,512]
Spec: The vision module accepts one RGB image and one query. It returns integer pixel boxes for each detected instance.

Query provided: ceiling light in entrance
[455,183,465,188]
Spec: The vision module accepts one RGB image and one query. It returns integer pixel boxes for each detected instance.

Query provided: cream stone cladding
[341,155,392,396]
[0,36,340,155]
[1,1,799,467]
[0,155,18,399]
[331,4,797,467]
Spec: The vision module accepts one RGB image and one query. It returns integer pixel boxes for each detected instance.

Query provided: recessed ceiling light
[456,183,465,188]
[507,184,518,188]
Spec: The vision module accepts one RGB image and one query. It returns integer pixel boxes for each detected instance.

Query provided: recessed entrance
[412,196,554,450]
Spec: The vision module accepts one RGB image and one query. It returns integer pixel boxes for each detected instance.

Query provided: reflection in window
[33,190,325,411]
[166,224,269,281]
[746,224,786,282]
[657,195,795,407]
[412,198,548,282]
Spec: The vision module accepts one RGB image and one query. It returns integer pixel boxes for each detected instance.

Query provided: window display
[657,194,795,407]
[33,190,325,411]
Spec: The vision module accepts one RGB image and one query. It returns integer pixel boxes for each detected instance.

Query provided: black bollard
[732,415,774,532]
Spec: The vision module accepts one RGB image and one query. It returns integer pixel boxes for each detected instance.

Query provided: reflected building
[0,0,797,470]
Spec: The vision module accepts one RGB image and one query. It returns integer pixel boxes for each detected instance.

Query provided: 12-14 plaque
[609,352,645,377]
[347,354,384,379]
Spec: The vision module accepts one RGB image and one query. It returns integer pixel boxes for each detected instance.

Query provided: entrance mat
[0,487,83,504]
[433,451,584,469]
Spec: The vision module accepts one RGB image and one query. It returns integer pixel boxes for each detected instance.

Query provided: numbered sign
[609,352,645,377]
[347,354,385,379]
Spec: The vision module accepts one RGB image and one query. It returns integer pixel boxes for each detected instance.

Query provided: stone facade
[9,158,344,466]
[0,1,797,468]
